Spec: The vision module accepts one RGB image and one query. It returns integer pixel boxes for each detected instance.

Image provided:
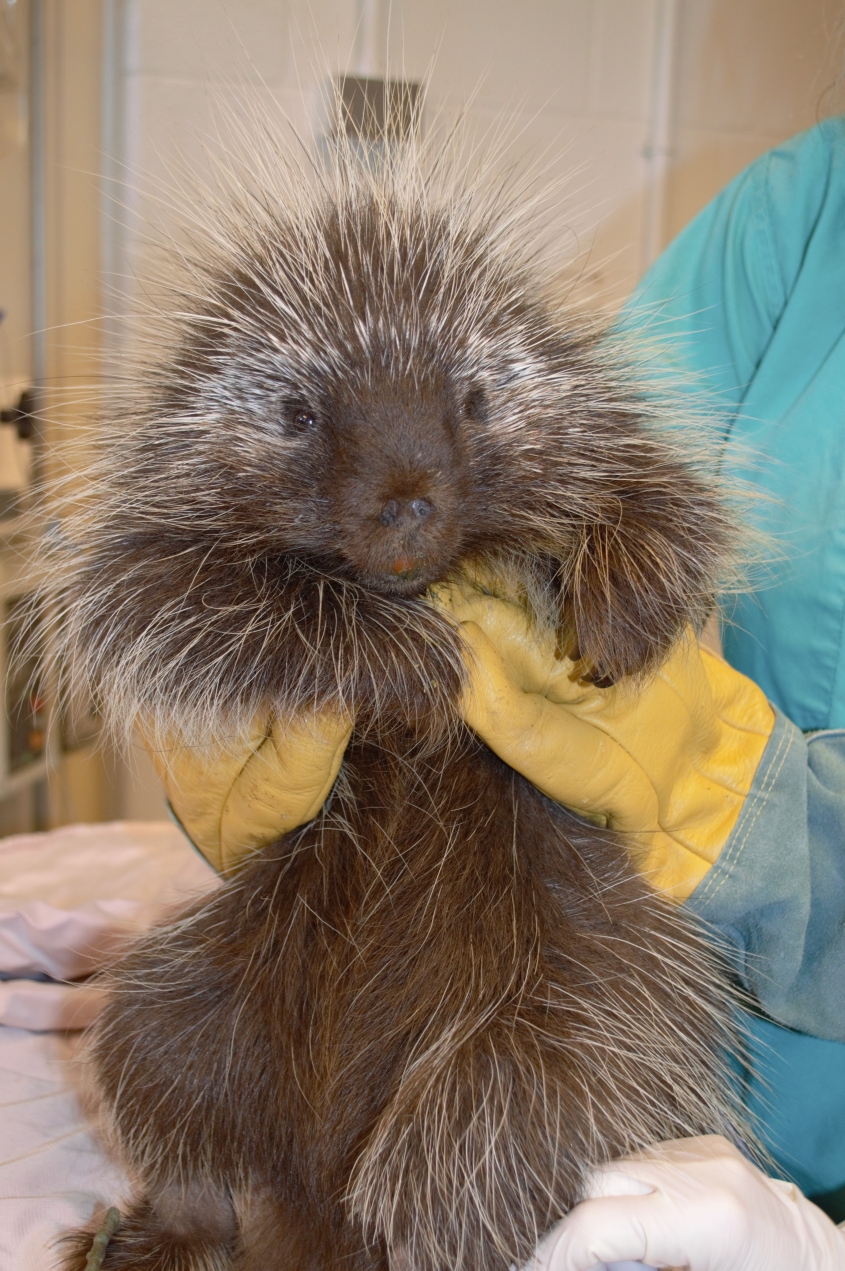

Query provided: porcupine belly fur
[56,121,743,1270]
[62,733,737,1271]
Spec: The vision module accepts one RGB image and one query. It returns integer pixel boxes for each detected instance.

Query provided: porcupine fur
[56,116,744,1271]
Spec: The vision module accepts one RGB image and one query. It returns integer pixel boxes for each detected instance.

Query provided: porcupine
[57,116,744,1271]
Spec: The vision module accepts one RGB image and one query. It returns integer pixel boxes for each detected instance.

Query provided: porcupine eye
[290,407,317,433]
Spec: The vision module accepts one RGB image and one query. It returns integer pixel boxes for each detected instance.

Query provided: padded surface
[0,821,216,1266]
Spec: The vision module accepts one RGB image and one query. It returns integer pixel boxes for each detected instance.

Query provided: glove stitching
[695,725,792,905]
[696,723,791,903]
[694,720,793,905]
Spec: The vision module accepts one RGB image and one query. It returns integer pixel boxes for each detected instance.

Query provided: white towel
[0,820,218,1029]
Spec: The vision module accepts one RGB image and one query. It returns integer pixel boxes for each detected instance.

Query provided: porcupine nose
[378,497,435,527]
[376,497,437,577]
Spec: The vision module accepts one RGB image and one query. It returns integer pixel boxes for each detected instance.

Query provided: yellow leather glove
[435,579,775,901]
[145,709,352,874]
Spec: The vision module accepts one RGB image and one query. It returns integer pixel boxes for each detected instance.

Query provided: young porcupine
[56,118,743,1271]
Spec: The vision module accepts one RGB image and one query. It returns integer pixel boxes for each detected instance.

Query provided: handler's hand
[145,709,352,874]
[531,1136,845,1271]
[434,579,774,900]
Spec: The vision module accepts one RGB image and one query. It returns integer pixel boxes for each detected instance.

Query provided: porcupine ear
[555,440,733,686]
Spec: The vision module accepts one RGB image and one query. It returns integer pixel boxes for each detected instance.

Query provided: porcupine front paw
[59,1192,237,1270]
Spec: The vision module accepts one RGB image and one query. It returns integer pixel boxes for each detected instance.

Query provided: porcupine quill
[53,95,749,1271]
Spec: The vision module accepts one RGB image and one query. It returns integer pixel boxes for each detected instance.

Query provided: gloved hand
[145,708,352,873]
[531,1136,845,1271]
[434,578,774,900]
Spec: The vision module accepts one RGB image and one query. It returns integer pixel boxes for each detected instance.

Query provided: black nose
[378,498,435,527]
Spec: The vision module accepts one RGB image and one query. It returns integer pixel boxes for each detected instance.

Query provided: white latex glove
[532,1136,845,1271]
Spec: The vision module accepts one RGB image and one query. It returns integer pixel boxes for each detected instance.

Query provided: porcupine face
[159,181,731,629]
[155,199,549,602]
[193,355,479,603]
[59,147,735,742]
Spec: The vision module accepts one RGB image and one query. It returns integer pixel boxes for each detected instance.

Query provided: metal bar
[29,0,45,411]
[641,0,679,272]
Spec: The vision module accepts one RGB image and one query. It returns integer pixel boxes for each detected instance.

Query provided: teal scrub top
[625,116,845,1207]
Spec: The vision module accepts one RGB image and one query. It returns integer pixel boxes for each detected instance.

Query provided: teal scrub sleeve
[619,118,845,1040]
[624,118,845,730]
[621,118,845,1199]
[623,116,843,427]
[687,710,845,1043]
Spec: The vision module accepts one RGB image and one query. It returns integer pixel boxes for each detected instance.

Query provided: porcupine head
[59,109,734,763]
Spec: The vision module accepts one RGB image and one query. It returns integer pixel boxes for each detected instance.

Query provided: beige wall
[110,0,666,311]
[667,0,843,240]
[110,0,844,318]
